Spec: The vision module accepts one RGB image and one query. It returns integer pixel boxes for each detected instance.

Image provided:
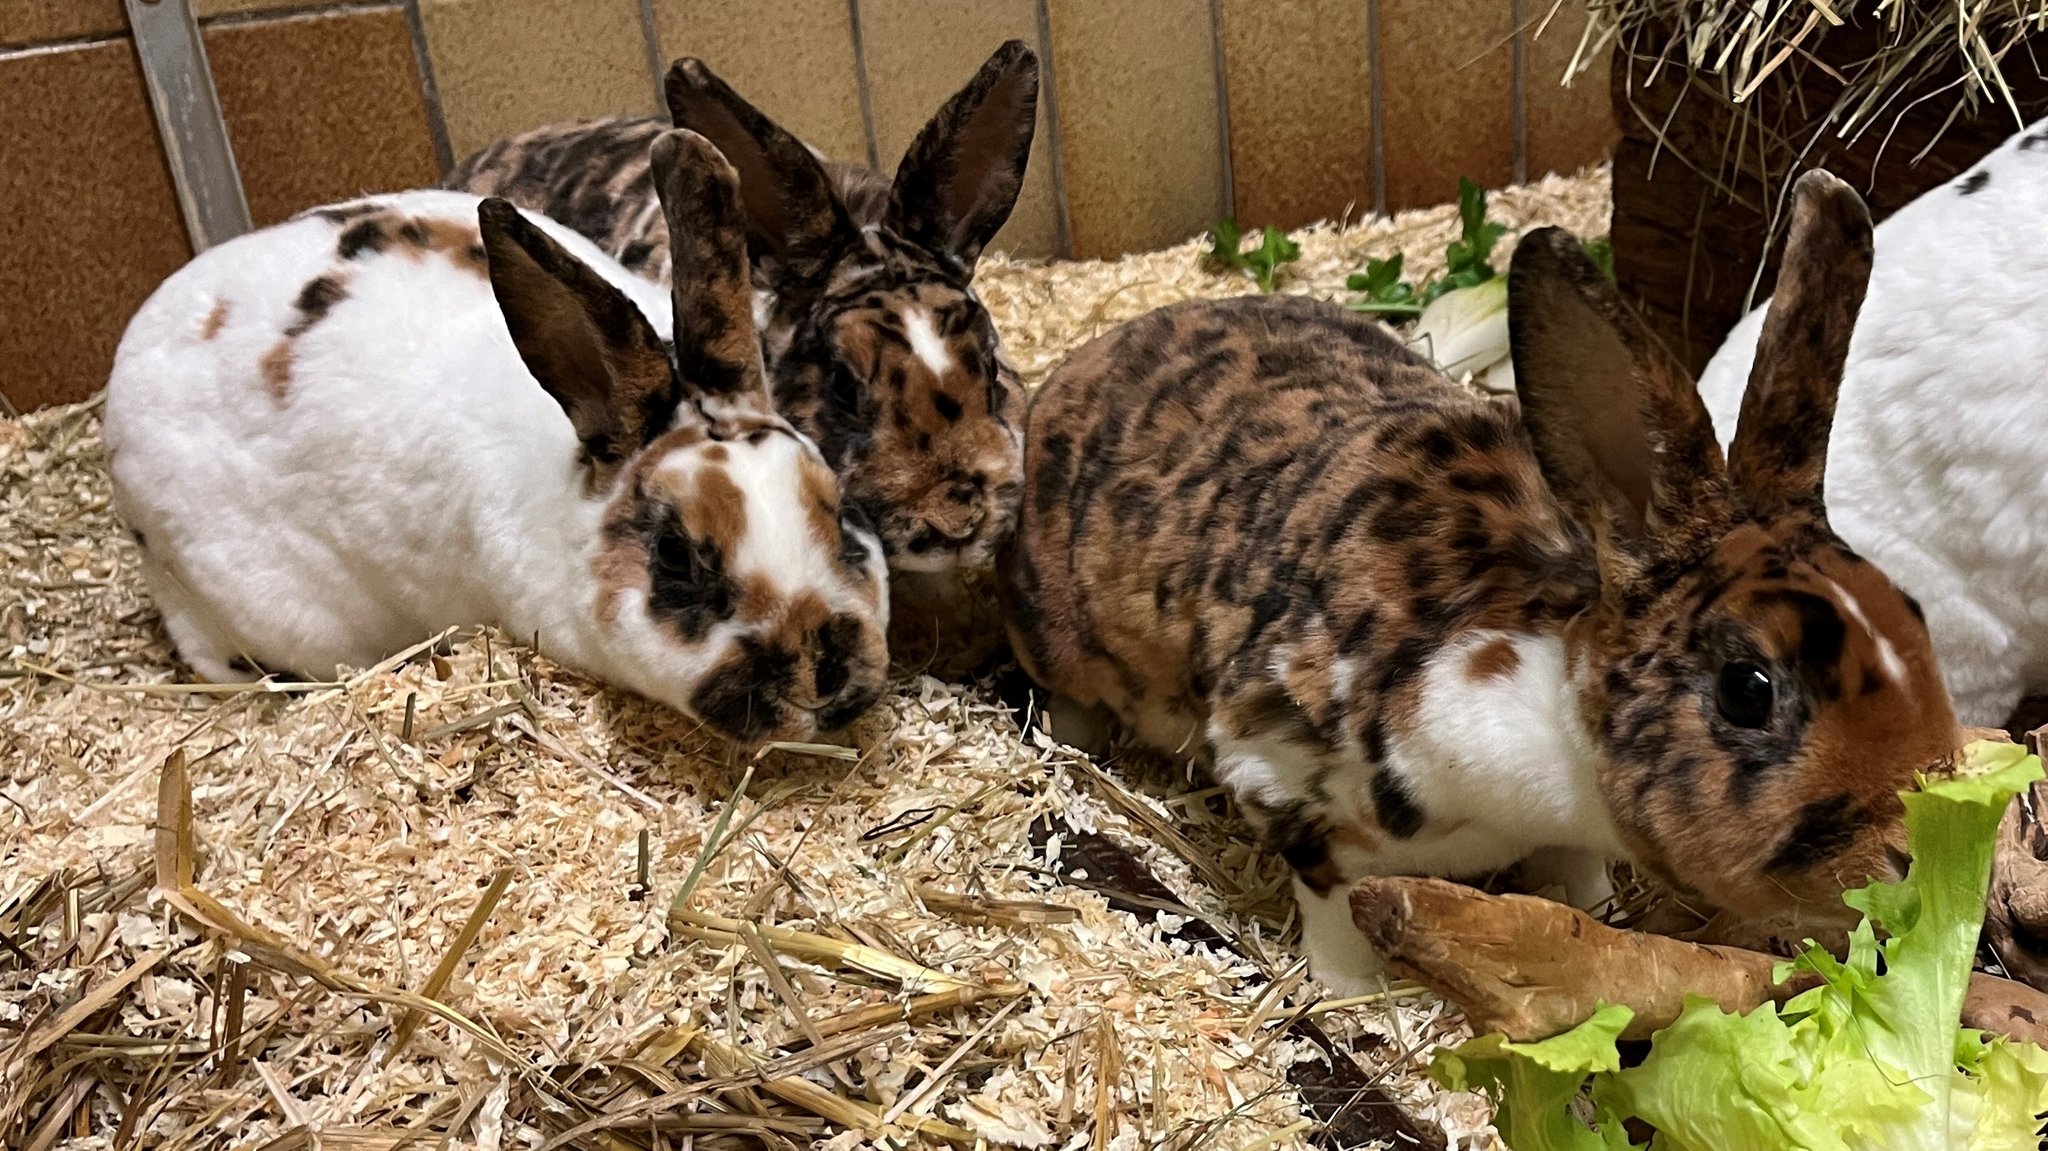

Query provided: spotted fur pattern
[446,42,1039,574]
[1006,173,1960,992]
[106,131,888,748]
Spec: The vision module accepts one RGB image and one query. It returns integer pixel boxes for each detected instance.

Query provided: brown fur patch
[1466,638,1520,682]
[773,591,833,652]
[260,342,293,401]
[800,457,843,552]
[680,465,748,552]
[738,573,778,621]
[200,299,230,341]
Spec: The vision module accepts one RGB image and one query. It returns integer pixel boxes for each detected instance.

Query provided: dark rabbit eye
[1716,661,1775,728]
[655,528,700,577]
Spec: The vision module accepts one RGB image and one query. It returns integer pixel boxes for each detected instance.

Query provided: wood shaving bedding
[1,166,1610,1151]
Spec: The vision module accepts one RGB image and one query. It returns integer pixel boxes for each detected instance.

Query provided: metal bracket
[125,0,251,251]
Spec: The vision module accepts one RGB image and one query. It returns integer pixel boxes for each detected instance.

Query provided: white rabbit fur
[1696,118,2048,728]
[105,133,891,745]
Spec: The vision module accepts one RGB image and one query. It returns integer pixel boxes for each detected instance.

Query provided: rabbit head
[481,130,889,744]
[1508,171,1960,923]
[662,42,1038,573]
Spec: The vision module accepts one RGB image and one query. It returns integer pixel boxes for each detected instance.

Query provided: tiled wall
[0,0,1615,412]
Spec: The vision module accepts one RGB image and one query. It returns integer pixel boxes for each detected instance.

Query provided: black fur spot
[813,614,863,700]
[2023,130,2048,152]
[933,391,963,421]
[690,636,795,742]
[631,512,737,641]
[285,274,348,337]
[1765,794,1867,872]
[1960,170,1991,194]
[1371,771,1425,838]
[620,240,656,269]
[337,219,387,259]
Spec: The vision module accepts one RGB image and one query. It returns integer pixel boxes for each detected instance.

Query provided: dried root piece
[1350,874,2048,1047]
[1985,726,2048,991]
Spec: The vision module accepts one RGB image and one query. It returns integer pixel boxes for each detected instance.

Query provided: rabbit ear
[1508,227,1731,569]
[479,198,679,481]
[663,58,855,272]
[1726,170,1874,523]
[649,130,770,413]
[886,39,1039,266]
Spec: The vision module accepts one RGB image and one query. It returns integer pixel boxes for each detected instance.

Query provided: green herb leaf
[1580,235,1615,282]
[1247,225,1302,293]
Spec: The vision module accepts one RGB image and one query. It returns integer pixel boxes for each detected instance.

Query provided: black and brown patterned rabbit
[1004,171,1961,992]
[448,43,1038,588]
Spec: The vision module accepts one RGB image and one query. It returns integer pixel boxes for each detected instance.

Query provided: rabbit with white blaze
[1697,116,2048,730]
[1007,171,1959,993]
[104,130,890,747]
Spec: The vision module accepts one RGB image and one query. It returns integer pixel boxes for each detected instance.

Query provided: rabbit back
[1696,121,2048,726]
[105,191,669,679]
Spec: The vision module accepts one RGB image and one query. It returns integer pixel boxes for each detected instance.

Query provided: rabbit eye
[1716,661,1775,728]
[654,528,701,577]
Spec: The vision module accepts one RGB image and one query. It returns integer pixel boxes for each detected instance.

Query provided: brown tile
[0,1,125,49]
[1219,0,1371,230]
[856,0,1059,257]
[206,8,440,226]
[649,0,869,166]
[1523,0,1617,179]
[421,0,658,161]
[1045,0,1225,258]
[1377,0,1515,211]
[0,39,193,411]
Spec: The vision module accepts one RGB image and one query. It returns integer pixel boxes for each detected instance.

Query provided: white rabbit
[104,130,891,746]
[1696,117,2048,729]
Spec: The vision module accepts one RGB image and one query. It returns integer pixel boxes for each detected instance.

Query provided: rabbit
[103,130,891,748]
[446,42,1040,583]
[1695,117,2048,733]
[1003,171,1962,994]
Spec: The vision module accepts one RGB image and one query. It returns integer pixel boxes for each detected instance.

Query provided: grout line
[1206,0,1235,223]
[635,0,666,114]
[401,0,454,175]
[1511,0,1528,184]
[196,0,393,30]
[1367,0,1385,216]
[0,33,130,60]
[845,0,881,171]
[1033,0,1074,259]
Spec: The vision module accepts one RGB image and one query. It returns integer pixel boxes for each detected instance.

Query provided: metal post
[124,0,251,251]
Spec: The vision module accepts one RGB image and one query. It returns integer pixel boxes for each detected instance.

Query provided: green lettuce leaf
[1430,740,2048,1150]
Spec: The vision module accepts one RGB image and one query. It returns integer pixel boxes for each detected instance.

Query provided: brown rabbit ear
[479,198,679,480]
[1508,227,1731,566]
[649,130,770,412]
[886,39,1039,266]
[1726,169,1874,522]
[663,58,855,271]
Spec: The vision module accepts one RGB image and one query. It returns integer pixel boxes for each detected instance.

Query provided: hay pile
[1588,0,2048,143]
[1,167,1610,1151]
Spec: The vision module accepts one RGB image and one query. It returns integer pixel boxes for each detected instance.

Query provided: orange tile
[1045,0,1225,258]
[1377,0,1515,211]
[0,39,193,410]
[1219,0,1372,230]
[422,0,659,160]
[649,0,869,166]
[856,0,1060,257]
[0,1,125,49]
[1523,0,1617,179]
[206,8,441,226]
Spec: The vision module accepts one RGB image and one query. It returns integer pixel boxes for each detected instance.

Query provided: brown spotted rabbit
[1004,171,1961,992]
[447,43,1038,585]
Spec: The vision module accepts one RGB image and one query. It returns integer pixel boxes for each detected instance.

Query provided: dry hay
[1585,0,2048,147]
[1,166,1611,1151]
